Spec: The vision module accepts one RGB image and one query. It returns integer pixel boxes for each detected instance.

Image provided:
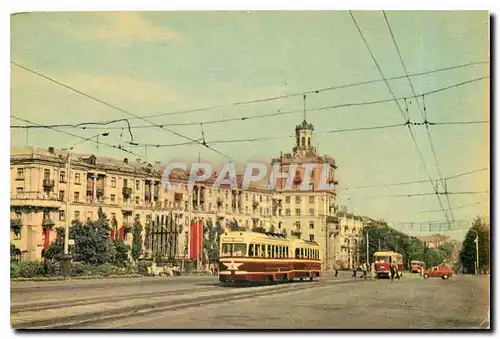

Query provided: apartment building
[10,147,282,261]
[270,119,341,270]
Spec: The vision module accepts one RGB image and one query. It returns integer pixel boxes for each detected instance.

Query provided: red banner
[189,220,204,261]
[110,229,115,240]
[118,226,125,241]
[43,229,50,249]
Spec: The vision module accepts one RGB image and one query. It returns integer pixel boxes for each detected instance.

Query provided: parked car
[423,265,454,280]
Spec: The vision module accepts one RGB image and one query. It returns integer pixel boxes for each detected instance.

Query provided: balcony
[11,192,61,208]
[122,187,132,197]
[42,179,54,190]
[326,216,339,224]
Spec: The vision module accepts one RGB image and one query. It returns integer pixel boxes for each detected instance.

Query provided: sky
[10,11,490,240]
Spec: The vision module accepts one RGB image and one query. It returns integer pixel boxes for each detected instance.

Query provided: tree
[131,219,143,262]
[113,239,130,267]
[460,216,490,274]
[43,227,65,261]
[71,209,116,265]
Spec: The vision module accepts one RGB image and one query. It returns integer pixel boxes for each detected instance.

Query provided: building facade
[10,147,282,261]
[10,120,352,270]
[269,119,341,270]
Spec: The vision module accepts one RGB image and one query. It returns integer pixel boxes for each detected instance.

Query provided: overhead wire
[10,77,489,131]
[11,61,238,164]
[11,116,144,158]
[383,11,455,224]
[348,10,450,225]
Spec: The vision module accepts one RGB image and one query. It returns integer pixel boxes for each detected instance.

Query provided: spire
[303,94,307,122]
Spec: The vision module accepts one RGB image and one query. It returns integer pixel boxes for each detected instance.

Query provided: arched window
[307,137,311,146]
[301,136,306,147]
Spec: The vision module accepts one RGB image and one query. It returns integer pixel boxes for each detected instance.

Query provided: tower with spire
[292,95,316,156]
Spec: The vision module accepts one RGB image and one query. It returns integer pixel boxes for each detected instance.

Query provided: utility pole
[366,231,369,267]
[60,149,72,277]
[470,229,479,274]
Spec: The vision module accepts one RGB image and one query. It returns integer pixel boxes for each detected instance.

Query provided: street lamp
[60,132,109,277]
[469,229,480,275]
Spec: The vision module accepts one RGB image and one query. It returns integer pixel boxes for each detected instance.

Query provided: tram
[374,251,404,279]
[218,231,321,284]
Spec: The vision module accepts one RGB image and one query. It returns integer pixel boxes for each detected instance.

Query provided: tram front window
[233,244,247,256]
[220,243,247,257]
[375,256,390,263]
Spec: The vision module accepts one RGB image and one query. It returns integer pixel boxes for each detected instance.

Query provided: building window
[245,193,248,201]
[75,173,80,184]
[110,194,116,204]
[225,191,228,199]
[74,210,80,220]
[44,169,50,179]
[59,190,65,201]
[135,214,140,221]
[208,189,212,198]
[309,234,315,242]
[295,221,301,229]
[309,221,315,229]
[136,180,140,190]
[309,208,315,216]
[286,209,291,216]
[123,178,128,187]
[135,196,140,205]
[209,203,213,211]
[111,177,116,188]
[59,171,66,183]
[16,187,24,196]
[74,192,80,202]
[59,210,65,221]
[309,196,314,203]
[285,196,290,203]
[295,196,301,203]
[259,195,262,202]
[17,168,24,180]
[245,206,248,213]
[295,209,301,216]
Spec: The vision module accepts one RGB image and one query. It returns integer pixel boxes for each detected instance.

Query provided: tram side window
[300,248,304,259]
[261,245,266,258]
[295,248,300,259]
[249,244,255,257]
[286,246,289,258]
[267,245,272,258]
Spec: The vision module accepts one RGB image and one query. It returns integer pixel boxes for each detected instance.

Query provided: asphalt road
[11,273,489,329]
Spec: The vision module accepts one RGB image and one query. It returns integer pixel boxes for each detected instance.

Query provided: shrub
[18,261,44,278]
[11,262,20,278]
[137,261,152,276]
[96,263,120,277]
[71,262,87,276]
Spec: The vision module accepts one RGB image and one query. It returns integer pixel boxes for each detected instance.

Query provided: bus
[218,231,321,284]
[373,251,404,279]
[410,260,425,273]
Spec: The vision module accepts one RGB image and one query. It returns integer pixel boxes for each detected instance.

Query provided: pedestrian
[334,262,339,278]
[360,262,367,279]
[371,262,376,280]
[390,262,398,282]
[351,266,357,278]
